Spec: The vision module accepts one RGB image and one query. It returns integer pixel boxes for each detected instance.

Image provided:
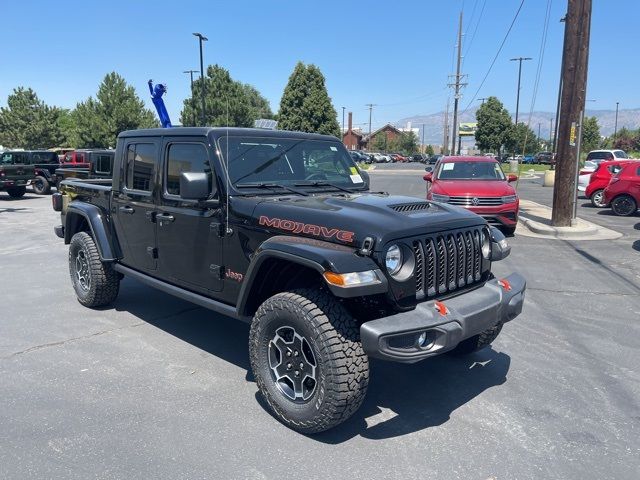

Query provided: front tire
[590,189,606,208]
[32,175,51,195]
[611,195,637,216]
[7,186,26,198]
[69,232,120,307]
[451,323,503,355]
[249,289,369,433]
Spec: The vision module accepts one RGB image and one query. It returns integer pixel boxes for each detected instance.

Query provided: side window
[1,153,12,164]
[94,155,112,174]
[165,143,212,196]
[64,153,72,163]
[125,143,155,192]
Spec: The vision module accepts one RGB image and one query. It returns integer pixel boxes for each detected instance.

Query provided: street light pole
[193,32,208,126]
[614,101,619,137]
[183,69,198,126]
[341,106,345,135]
[510,57,532,125]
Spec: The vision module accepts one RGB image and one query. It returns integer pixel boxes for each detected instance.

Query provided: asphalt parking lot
[1,170,639,480]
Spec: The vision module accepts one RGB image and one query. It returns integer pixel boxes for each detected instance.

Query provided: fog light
[417,332,428,347]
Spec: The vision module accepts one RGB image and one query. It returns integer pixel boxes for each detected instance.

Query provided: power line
[463,0,487,62]
[461,0,526,115]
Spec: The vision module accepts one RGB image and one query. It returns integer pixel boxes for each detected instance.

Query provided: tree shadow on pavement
[112,277,511,441]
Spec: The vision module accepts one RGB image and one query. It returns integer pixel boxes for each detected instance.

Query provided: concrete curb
[517,199,622,240]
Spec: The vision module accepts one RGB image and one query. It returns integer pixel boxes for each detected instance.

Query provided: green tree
[0,87,66,148]
[72,72,157,148]
[180,65,271,127]
[371,133,388,152]
[277,62,340,137]
[475,96,512,153]
[504,122,538,155]
[425,144,435,156]
[390,131,419,154]
[581,116,600,153]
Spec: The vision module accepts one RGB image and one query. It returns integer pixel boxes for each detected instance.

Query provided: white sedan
[577,160,599,192]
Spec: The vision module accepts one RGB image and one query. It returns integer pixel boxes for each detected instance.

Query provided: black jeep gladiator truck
[0,151,35,198]
[52,127,525,433]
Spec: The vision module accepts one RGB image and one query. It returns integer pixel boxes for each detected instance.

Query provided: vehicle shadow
[0,194,40,202]
[0,207,30,214]
[310,349,511,443]
[113,278,511,441]
[633,240,640,252]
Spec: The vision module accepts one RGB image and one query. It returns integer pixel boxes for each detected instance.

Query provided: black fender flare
[64,201,121,261]
[236,235,387,316]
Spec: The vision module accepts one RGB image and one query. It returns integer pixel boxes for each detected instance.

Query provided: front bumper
[360,273,526,363]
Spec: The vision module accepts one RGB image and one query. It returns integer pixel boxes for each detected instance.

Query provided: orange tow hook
[434,301,449,316]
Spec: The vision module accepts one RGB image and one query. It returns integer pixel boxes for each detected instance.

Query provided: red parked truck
[603,162,640,216]
[424,156,519,235]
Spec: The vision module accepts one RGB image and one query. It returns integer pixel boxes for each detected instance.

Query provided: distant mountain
[396,108,640,145]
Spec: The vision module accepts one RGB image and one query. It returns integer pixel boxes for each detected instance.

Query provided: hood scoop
[390,202,432,214]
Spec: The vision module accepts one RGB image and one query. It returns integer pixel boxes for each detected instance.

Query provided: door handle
[119,206,135,214]
[157,213,175,224]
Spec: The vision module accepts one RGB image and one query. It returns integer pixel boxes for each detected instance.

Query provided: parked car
[585,160,638,207]
[412,154,426,163]
[52,126,524,433]
[586,149,629,162]
[62,150,92,167]
[423,156,519,235]
[603,162,640,216]
[349,151,367,163]
[577,160,600,193]
[534,152,555,165]
[428,154,443,165]
[522,155,535,164]
[0,151,36,198]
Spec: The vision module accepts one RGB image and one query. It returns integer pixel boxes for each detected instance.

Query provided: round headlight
[385,244,403,275]
[481,229,491,259]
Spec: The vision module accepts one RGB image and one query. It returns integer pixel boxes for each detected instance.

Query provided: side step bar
[113,264,250,323]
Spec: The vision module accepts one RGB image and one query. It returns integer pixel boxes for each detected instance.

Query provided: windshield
[218,136,365,189]
[437,161,506,180]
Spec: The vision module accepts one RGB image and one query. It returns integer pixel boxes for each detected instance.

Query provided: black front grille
[413,226,487,300]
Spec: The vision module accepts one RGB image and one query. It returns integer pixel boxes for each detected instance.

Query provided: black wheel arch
[64,201,122,261]
[237,235,387,317]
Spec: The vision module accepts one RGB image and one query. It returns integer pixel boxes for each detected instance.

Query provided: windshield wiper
[235,182,309,196]
[294,181,355,193]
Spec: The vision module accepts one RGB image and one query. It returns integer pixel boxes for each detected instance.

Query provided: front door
[155,138,223,292]
[112,140,159,272]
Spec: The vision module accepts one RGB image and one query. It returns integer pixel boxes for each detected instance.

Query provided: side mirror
[359,170,370,189]
[423,172,433,182]
[180,172,210,200]
[425,166,433,172]
[507,174,518,182]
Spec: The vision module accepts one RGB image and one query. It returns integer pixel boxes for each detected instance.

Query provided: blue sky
[1,0,637,130]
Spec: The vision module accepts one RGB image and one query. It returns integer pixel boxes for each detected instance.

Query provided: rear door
[155,137,223,292]
[112,139,159,272]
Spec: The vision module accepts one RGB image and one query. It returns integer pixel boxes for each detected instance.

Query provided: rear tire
[32,176,51,195]
[611,195,637,216]
[589,189,606,208]
[249,289,369,433]
[7,186,26,198]
[451,323,503,355]
[69,232,120,307]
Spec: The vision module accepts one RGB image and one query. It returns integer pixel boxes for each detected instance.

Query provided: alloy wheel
[268,326,317,402]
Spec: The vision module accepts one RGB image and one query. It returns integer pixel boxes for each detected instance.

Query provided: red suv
[585,160,638,207]
[424,156,519,234]
[603,162,640,216]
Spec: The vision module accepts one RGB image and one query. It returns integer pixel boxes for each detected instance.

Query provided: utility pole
[553,15,568,155]
[341,106,346,135]
[421,123,425,153]
[552,0,592,227]
[449,11,466,155]
[365,104,376,150]
[478,98,488,104]
[510,57,532,125]
[193,33,208,126]
[537,123,541,140]
[183,69,198,126]
[614,101,619,137]
[549,117,554,145]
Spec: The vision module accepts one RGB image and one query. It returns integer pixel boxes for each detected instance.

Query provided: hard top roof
[118,127,339,142]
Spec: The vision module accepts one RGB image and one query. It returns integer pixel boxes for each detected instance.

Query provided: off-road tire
[451,323,503,355]
[32,176,51,195]
[589,189,606,208]
[249,289,369,433]
[611,195,637,217]
[69,232,120,307]
[7,186,26,198]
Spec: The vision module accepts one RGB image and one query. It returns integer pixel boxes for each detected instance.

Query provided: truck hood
[431,180,515,197]
[241,193,486,250]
